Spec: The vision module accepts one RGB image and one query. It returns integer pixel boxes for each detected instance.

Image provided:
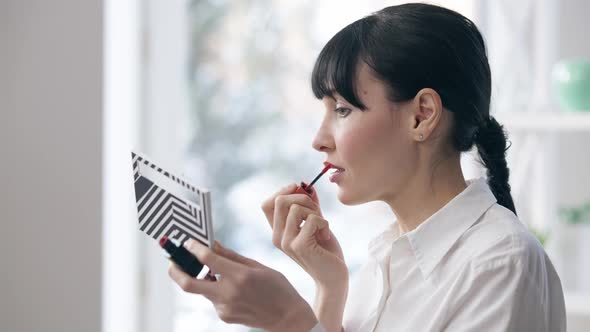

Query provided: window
[106,2,590,331]
[136,2,477,331]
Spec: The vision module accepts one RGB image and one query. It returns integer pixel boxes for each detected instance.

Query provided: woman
[168,3,566,331]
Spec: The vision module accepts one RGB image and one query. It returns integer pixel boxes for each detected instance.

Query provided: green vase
[552,58,590,111]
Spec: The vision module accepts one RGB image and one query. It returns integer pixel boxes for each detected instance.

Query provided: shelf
[494,111,590,132]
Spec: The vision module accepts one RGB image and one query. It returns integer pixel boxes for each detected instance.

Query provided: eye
[334,107,352,118]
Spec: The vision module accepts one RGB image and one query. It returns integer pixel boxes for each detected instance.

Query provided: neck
[384,153,467,235]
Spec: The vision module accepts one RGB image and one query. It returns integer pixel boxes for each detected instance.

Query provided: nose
[311,118,335,153]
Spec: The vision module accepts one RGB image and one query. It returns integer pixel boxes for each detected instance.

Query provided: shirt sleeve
[309,322,326,332]
[443,256,560,332]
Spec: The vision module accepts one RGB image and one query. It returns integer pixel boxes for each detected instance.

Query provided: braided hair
[474,117,516,215]
[311,3,517,215]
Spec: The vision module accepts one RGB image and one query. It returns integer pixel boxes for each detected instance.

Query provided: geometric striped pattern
[131,151,214,247]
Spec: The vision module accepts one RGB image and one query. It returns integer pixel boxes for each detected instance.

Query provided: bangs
[311,20,368,110]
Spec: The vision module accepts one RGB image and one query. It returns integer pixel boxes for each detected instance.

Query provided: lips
[323,161,345,171]
[323,161,345,184]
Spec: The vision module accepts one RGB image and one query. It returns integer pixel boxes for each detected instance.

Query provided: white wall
[0,1,102,332]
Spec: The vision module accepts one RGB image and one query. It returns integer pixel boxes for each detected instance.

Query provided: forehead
[356,62,387,94]
[323,63,390,106]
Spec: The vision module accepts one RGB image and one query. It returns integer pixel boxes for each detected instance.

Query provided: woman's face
[312,62,418,205]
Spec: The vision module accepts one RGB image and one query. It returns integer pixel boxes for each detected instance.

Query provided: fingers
[282,204,320,246]
[170,240,262,299]
[168,263,217,298]
[272,194,321,248]
[283,205,331,256]
[297,213,330,243]
[213,241,262,269]
[260,183,298,224]
[183,239,237,276]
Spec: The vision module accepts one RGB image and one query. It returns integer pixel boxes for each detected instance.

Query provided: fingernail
[183,239,194,248]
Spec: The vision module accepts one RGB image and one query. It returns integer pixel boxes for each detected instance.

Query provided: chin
[337,189,369,206]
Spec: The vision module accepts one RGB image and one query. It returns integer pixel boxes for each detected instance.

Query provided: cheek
[341,120,416,183]
[337,119,396,168]
[337,127,371,164]
[334,121,397,203]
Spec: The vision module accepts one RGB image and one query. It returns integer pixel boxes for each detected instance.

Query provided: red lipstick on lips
[328,163,345,183]
[294,162,336,203]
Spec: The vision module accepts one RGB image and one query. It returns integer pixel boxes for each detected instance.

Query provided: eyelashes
[334,107,352,118]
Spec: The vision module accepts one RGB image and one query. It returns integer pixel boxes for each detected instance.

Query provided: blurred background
[1,0,589,331]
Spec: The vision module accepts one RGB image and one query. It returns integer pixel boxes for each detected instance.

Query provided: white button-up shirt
[311,177,566,332]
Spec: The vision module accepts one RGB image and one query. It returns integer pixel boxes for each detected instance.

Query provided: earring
[419,134,424,140]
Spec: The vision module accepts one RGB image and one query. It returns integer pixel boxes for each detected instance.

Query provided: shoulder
[443,203,549,284]
[441,204,566,330]
[449,204,564,302]
[464,204,542,265]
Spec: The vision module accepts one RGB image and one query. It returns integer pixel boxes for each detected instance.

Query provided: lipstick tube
[294,181,320,204]
[160,236,205,278]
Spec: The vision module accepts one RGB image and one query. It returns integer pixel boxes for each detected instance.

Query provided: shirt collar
[368,177,497,278]
[408,177,497,278]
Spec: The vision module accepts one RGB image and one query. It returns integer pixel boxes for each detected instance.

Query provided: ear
[411,88,443,142]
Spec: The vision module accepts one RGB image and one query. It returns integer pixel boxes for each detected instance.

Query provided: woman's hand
[260,183,349,290]
[168,239,318,332]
